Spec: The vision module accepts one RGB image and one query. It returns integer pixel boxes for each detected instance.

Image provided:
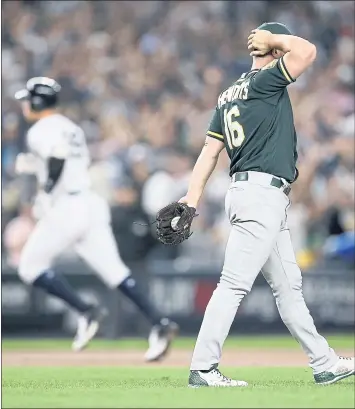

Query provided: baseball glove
[156,202,197,245]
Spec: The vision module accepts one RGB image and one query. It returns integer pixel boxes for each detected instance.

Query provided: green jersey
[206,56,298,183]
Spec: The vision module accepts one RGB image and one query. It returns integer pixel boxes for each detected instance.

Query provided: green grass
[3,335,354,407]
[2,334,354,351]
[2,366,354,408]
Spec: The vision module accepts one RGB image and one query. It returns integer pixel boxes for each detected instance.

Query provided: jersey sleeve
[206,107,224,141]
[26,128,51,158]
[27,127,69,159]
[251,56,295,96]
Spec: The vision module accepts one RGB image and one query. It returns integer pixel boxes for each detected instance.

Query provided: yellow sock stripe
[279,58,293,83]
[207,130,224,140]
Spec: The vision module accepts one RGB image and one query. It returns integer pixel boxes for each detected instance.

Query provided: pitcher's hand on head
[248,29,273,56]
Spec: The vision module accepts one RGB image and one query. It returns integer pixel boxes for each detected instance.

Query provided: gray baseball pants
[190,171,338,374]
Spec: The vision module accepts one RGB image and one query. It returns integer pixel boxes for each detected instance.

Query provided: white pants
[190,171,337,374]
[18,191,130,288]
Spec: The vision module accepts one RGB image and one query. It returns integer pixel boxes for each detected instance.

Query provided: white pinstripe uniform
[18,113,130,287]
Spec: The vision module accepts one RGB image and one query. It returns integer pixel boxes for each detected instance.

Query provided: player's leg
[189,184,288,387]
[75,194,178,360]
[19,196,107,351]
[261,228,354,384]
[18,197,94,315]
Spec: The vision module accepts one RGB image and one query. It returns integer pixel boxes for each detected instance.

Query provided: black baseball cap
[257,22,292,36]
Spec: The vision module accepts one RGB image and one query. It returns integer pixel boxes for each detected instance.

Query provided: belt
[231,172,291,196]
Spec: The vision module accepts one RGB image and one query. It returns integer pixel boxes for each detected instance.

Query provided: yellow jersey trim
[207,130,224,140]
[279,58,293,83]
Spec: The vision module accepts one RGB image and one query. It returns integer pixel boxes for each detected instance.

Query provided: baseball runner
[15,76,178,362]
[156,22,354,386]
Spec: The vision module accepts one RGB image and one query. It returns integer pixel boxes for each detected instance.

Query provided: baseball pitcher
[156,23,354,386]
[15,77,178,361]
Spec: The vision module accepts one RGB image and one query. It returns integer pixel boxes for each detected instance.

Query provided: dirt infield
[3,348,353,367]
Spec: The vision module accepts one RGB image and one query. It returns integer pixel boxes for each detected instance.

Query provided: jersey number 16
[223,106,245,150]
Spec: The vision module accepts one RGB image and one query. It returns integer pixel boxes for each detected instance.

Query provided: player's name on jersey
[217,79,250,108]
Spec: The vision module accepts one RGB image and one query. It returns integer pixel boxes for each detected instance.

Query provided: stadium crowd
[2,0,354,270]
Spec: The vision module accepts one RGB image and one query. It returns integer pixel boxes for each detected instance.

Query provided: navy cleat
[144,318,179,362]
[72,305,108,352]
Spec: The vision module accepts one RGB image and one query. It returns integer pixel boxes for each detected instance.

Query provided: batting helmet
[15,77,61,112]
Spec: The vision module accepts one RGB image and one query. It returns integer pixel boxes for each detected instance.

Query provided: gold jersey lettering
[218,80,250,108]
[218,90,227,108]
[232,84,241,101]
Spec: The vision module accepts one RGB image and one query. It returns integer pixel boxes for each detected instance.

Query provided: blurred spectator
[3,214,35,268]
[141,151,192,217]
[111,179,156,264]
[2,0,354,270]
